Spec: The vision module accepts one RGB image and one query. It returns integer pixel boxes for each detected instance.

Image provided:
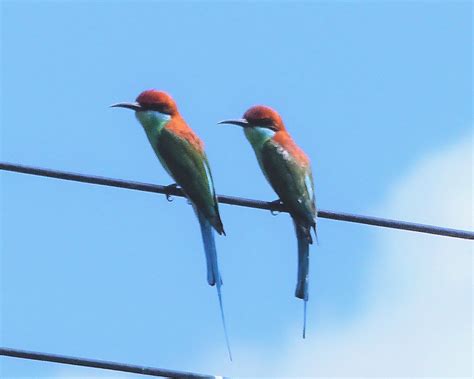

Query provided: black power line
[1,162,473,240]
[0,347,218,379]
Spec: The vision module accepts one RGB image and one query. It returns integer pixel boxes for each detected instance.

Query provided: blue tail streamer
[294,222,310,338]
[197,211,232,361]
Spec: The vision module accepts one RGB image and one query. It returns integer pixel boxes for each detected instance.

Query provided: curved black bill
[217,119,249,127]
[110,102,142,111]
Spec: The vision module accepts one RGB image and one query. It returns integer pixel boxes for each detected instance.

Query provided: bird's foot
[269,199,283,215]
[164,183,179,202]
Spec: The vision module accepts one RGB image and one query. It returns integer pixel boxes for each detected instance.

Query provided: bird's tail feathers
[198,211,220,286]
[196,210,232,360]
[294,221,310,338]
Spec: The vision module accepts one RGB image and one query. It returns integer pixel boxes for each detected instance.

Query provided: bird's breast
[244,127,276,150]
[135,111,173,174]
[136,110,171,136]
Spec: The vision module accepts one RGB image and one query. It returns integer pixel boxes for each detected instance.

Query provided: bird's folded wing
[157,128,223,233]
[261,140,316,226]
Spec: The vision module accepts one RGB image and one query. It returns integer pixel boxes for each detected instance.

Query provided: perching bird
[219,105,316,338]
[112,90,231,359]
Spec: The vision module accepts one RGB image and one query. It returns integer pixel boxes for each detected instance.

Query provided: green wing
[156,128,224,234]
[261,140,316,227]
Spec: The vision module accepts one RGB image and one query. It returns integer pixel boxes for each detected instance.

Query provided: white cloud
[201,134,473,378]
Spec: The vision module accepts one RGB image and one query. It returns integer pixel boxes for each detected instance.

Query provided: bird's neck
[136,110,172,135]
[136,110,172,145]
[244,127,277,172]
[244,126,276,150]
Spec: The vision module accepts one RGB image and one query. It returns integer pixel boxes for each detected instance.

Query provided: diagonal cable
[0,347,219,379]
[1,162,473,240]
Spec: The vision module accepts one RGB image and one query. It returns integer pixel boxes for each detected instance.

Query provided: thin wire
[0,347,219,379]
[1,161,473,240]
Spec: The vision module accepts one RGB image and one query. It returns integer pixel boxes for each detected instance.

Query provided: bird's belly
[143,128,174,177]
[153,148,174,177]
[244,127,275,177]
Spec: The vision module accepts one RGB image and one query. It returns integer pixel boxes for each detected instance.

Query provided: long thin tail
[294,221,310,338]
[197,210,232,361]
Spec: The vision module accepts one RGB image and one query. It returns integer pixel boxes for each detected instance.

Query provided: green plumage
[155,128,224,234]
[261,140,316,230]
[245,127,316,233]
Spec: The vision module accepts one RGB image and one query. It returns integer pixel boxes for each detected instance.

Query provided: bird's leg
[269,199,283,215]
[164,183,179,202]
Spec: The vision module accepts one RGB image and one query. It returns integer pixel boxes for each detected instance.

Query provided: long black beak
[217,118,249,127]
[110,102,142,111]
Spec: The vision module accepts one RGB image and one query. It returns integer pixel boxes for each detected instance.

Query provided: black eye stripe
[248,117,276,128]
[140,103,172,114]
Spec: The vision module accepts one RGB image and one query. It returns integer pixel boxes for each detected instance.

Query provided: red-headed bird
[112,90,231,359]
[219,106,316,337]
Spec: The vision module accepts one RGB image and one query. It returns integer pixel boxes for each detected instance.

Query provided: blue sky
[1,1,471,378]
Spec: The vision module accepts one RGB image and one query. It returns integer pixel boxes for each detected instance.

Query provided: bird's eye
[259,118,273,125]
[142,103,172,115]
[255,118,277,130]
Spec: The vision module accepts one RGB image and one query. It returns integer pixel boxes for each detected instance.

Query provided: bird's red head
[136,90,178,115]
[218,105,285,131]
[111,89,178,115]
[243,105,285,131]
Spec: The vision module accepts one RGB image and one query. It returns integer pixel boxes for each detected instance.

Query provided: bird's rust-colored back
[166,117,205,154]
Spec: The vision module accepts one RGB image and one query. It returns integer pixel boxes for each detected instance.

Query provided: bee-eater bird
[111,90,231,359]
[219,106,316,338]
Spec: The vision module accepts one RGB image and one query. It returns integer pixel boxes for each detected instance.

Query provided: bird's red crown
[136,90,178,115]
[243,105,285,131]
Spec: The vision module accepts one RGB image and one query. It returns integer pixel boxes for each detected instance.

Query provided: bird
[112,89,231,359]
[218,105,316,338]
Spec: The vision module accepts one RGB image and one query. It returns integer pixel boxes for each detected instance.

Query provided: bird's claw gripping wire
[270,199,283,215]
[164,183,179,202]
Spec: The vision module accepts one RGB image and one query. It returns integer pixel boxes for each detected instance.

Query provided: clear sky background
[1,1,472,378]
